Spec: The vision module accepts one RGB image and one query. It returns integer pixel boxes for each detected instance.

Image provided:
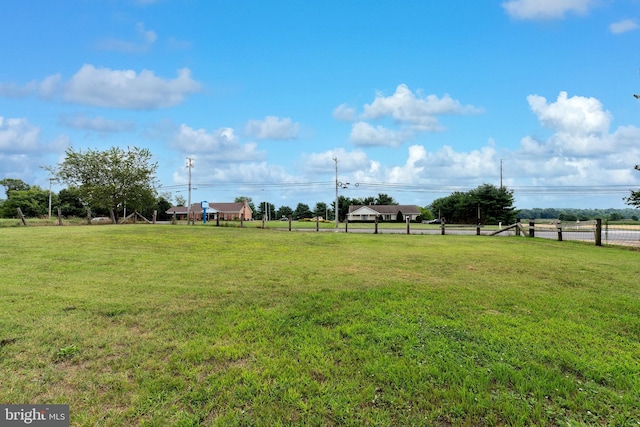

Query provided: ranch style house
[166,200,253,221]
[347,204,422,222]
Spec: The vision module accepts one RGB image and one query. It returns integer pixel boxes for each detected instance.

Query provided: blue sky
[2,0,640,210]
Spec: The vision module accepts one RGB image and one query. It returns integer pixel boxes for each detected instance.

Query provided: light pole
[333,157,350,228]
[186,157,194,224]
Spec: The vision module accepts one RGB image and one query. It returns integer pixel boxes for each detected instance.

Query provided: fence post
[87,208,92,225]
[557,222,563,242]
[58,207,62,226]
[406,216,410,235]
[441,220,446,235]
[345,219,348,233]
[528,220,534,238]
[16,208,27,226]
[316,216,319,232]
[153,210,157,224]
[374,216,378,234]
[595,218,602,246]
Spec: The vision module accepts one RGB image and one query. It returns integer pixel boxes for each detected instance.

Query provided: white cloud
[63,65,201,109]
[362,84,481,131]
[0,65,201,109]
[527,91,611,136]
[0,117,41,151]
[302,148,372,173]
[97,22,157,52]
[171,124,264,162]
[332,104,356,122]
[350,122,412,147]
[58,114,135,133]
[610,19,639,34]
[245,116,300,140]
[502,0,594,20]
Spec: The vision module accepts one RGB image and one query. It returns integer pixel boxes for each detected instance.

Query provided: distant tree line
[2,147,639,223]
[517,208,639,222]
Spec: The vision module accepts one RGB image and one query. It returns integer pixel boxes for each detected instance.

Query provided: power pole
[333,157,339,228]
[186,157,194,225]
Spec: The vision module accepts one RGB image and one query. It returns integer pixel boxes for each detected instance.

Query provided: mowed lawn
[0,225,639,426]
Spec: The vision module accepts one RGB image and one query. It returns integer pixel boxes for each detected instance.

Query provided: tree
[625,165,640,208]
[293,203,313,219]
[256,201,276,220]
[429,184,516,224]
[175,195,186,206]
[57,146,158,222]
[0,186,50,218]
[375,193,397,205]
[0,178,30,197]
[331,195,352,222]
[58,187,85,217]
[314,202,328,219]
[276,205,293,220]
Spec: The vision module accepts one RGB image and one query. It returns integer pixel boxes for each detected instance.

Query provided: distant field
[0,225,639,426]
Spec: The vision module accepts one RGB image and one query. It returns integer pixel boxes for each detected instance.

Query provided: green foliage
[57,146,158,221]
[0,185,51,218]
[58,187,85,217]
[0,178,30,197]
[276,205,293,219]
[625,165,640,208]
[430,184,516,224]
[314,201,328,219]
[518,208,638,220]
[293,202,313,219]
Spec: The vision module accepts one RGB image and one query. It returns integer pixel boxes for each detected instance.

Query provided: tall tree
[375,193,397,205]
[0,186,50,218]
[314,201,328,219]
[430,184,516,224]
[293,203,313,219]
[276,205,293,220]
[0,178,30,197]
[625,165,640,208]
[57,146,158,222]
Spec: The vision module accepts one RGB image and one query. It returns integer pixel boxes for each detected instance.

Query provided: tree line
[1,146,639,222]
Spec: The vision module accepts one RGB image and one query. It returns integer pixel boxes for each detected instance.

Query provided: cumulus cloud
[362,84,481,130]
[63,64,201,109]
[0,117,41,152]
[302,148,372,173]
[337,84,482,147]
[0,65,201,109]
[332,104,356,122]
[58,114,135,133]
[171,124,265,162]
[610,19,639,34]
[349,122,411,147]
[245,116,300,140]
[502,0,594,20]
[512,91,640,188]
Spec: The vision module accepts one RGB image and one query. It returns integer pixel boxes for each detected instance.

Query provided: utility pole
[333,157,339,228]
[186,157,194,225]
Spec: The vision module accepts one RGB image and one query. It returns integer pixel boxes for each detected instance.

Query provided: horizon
[1,1,640,210]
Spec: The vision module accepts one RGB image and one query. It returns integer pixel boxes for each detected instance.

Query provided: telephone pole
[186,157,194,224]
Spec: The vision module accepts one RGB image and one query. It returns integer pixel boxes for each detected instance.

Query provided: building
[347,204,421,222]
[166,200,253,221]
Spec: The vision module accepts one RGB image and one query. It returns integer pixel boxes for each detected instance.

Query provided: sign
[200,201,208,209]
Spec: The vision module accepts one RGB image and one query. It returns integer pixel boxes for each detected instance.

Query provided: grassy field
[0,225,639,426]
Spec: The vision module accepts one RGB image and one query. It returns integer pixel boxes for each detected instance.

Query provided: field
[1,225,639,426]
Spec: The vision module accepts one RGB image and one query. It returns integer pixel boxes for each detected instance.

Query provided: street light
[333,157,350,228]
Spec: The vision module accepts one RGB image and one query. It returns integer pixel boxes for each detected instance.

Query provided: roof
[165,202,250,215]
[348,204,421,215]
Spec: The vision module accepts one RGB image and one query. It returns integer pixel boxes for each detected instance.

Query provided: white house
[347,205,422,221]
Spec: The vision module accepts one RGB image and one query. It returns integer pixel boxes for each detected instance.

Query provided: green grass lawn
[0,225,639,426]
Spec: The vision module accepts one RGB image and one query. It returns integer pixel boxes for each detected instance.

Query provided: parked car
[422,218,441,224]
